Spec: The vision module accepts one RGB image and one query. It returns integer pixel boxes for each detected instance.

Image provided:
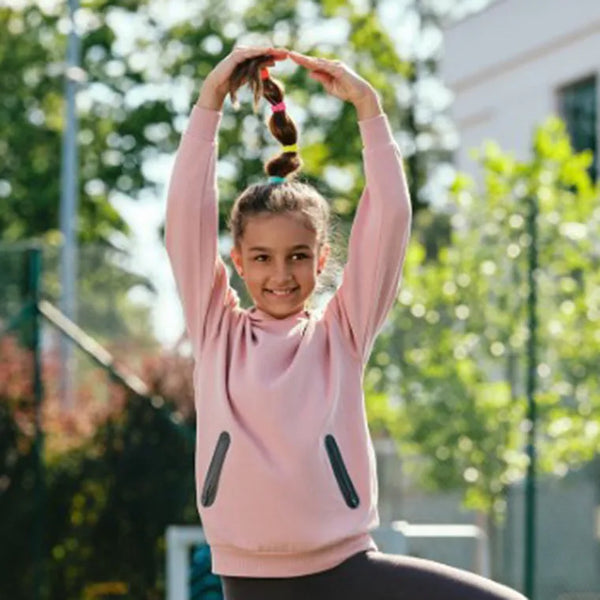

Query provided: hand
[197,45,289,110]
[288,50,381,116]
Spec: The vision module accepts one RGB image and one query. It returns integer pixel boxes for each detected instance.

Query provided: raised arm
[164,103,230,358]
[328,108,412,364]
[165,46,288,357]
[288,51,412,363]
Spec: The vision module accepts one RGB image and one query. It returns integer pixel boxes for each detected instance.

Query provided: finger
[238,45,288,58]
[261,48,288,61]
[313,58,343,74]
[289,51,341,74]
[289,50,332,65]
[288,51,320,68]
[269,47,290,60]
[310,70,333,85]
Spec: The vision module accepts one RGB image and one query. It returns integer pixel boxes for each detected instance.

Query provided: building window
[557,75,597,182]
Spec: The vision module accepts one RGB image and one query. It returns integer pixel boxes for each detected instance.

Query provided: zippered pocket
[201,431,231,507]
[324,434,360,509]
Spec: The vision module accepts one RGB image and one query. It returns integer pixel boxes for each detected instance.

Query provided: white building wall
[441,0,600,175]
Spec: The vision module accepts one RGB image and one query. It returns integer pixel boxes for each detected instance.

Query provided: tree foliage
[0,1,167,345]
[366,116,600,521]
[0,335,196,600]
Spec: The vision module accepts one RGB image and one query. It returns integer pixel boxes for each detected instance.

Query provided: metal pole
[524,191,538,599]
[406,0,423,212]
[59,0,81,410]
[29,246,45,600]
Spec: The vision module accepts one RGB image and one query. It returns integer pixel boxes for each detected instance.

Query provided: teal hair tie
[268,176,286,183]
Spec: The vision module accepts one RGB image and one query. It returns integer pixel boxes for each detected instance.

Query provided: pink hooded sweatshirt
[165,104,412,577]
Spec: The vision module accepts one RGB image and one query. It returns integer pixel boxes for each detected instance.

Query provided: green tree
[367,116,600,521]
[0,0,183,243]
[0,1,166,345]
[0,333,197,600]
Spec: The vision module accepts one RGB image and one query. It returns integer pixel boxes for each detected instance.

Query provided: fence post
[28,245,46,600]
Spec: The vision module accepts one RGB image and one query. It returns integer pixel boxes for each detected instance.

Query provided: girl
[165,45,527,600]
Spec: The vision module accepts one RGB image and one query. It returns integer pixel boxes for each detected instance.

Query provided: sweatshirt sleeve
[164,105,239,358]
[324,113,412,364]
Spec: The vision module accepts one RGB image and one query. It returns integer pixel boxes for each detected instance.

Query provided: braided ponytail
[228,55,302,180]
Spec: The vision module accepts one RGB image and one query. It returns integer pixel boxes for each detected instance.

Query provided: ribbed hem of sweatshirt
[358,112,395,149]
[211,532,378,577]
[186,104,223,141]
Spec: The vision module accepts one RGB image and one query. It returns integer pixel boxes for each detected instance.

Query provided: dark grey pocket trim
[324,434,360,509]
[201,431,231,507]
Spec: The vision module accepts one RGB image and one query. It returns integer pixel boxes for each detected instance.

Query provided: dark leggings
[221,549,528,600]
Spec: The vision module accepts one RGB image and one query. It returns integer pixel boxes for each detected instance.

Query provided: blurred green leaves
[366,115,600,521]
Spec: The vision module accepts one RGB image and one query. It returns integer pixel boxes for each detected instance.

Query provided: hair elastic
[281,143,298,153]
[271,101,286,112]
[260,68,269,80]
[268,176,286,183]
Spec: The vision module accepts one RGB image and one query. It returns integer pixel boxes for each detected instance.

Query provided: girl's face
[230,212,329,319]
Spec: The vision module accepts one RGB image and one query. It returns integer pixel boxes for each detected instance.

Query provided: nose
[270,260,295,284]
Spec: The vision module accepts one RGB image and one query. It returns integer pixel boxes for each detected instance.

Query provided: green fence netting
[0,241,198,600]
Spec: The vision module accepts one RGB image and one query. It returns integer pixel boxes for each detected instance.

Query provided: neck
[252,305,308,320]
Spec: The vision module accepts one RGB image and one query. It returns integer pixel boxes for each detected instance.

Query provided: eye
[252,253,309,262]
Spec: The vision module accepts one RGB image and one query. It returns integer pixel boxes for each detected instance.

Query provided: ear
[317,243,330,274]
[230,246,244,277]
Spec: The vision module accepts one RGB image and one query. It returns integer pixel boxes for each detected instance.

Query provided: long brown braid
[228,54,302,179]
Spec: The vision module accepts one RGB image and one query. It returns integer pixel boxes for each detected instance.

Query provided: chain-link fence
[0,241,198,600]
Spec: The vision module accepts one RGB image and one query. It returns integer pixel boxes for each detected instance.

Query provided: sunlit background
[1,1,599,599]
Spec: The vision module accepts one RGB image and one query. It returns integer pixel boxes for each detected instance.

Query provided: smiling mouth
[265,287,299,298]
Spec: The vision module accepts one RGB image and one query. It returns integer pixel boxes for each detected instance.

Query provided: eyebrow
[247,244,312,252]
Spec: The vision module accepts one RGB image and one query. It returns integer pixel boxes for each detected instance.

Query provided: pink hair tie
[271,101,286,112]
